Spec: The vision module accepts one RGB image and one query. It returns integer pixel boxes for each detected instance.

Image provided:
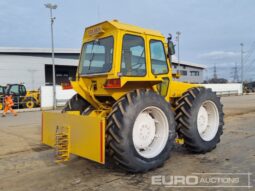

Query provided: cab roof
[85,20,164,38]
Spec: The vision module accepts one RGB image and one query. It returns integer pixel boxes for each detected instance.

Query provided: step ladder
[55,126,70,163]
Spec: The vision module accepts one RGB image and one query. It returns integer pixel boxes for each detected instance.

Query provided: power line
[231,62,239,82]
[213,63,217,79]
[243,41,255,64]
[240,43,244,83]
[243,42,255,81]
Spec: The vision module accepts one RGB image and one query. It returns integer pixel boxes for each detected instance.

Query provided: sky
[0,0,254,81]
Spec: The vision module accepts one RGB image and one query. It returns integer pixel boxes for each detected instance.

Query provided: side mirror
[167,34,175,57]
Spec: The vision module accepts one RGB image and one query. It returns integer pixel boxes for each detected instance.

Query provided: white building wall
[173,67,204,83]
[0,55,78,90]
[201,83,243,95]
[40,85,76,109]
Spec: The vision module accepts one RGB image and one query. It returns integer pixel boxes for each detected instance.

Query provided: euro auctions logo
[152,175,200,186]
[151,173,253,188]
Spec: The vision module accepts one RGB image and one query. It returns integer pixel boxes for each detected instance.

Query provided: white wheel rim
[132,106,169,159]
[197,101,219,141]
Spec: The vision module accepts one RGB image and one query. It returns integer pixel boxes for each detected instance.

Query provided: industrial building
[171,58,205,83]
[0,48,205,90]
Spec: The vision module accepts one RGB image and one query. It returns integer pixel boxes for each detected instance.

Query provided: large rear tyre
[175,87,224,153]
[62,94,91,114]
[106,89,176,173]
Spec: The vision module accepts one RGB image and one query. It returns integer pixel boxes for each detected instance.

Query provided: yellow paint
[25,90,40,105]
[175,138,184,145]
[55,125,70,163]
[42,20,203,164]
[73,20,201,108]
[42,112,105,164]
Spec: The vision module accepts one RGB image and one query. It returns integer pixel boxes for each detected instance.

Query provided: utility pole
[240,43,244,83]
[45,3,57,110]
[176,31,181,74]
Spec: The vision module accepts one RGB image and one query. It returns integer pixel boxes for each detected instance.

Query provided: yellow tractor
[42,20,224,172]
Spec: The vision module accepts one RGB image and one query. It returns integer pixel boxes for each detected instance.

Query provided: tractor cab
[73,20,188,109]
[5,84,27,108]
[0,86,6,96]
[4,84,40,109]
[5,84,27,97]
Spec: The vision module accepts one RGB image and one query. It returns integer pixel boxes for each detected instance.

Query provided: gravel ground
[0,95,254,191]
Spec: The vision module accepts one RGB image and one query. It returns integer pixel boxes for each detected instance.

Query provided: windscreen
[79,36,114,75]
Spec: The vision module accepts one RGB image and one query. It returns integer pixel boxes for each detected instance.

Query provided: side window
[180,70,187,76]
[20,86,26,96]
[150,40,168,75]
[121,34,146,76]
[190,71,199,76]
[10,85,19,95]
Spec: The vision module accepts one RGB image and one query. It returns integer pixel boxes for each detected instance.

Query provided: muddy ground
[0,95,254,191]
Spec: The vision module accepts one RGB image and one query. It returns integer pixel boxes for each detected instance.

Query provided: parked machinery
[42,20,224,172]
[4,84,40,109]
[0,85,6,110]
[244,82,255,93]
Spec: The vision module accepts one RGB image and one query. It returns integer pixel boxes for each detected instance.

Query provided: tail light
[61,82,73,90]
[104,78,121,89]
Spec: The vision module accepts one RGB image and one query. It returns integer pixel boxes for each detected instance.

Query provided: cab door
[149,39,170,97]
[7,85,20,107]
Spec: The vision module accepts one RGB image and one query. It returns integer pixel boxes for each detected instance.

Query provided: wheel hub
[133,113,156,149]
[197,101,220,141]
[132,106,170,159]
[197,106,208,134]
[26,101,34,108]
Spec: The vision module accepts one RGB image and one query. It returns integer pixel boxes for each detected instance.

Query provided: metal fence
[0,96,40,110]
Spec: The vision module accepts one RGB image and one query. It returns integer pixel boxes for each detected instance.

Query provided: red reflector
[61,82,73,90]
[104,79,121,89]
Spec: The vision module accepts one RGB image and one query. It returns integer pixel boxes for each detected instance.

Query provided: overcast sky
[0,0,254,81]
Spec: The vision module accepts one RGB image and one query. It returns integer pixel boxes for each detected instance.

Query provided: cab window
[20,86,26,96]
[121,34,146,76]
[9,85,19,95]
[79,36,114,75]
[150,40,168,75]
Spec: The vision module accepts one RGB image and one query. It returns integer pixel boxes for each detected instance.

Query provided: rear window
[79,36,114,75]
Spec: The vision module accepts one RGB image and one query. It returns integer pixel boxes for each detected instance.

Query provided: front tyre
[23,98,36,108]
[106,89,176,173]
[175,87,224,153]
